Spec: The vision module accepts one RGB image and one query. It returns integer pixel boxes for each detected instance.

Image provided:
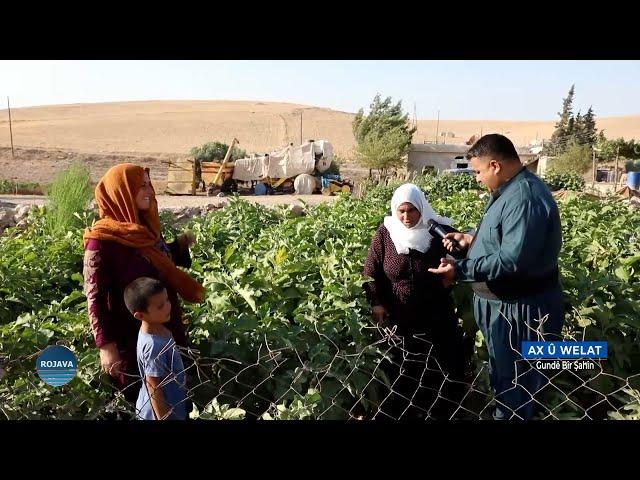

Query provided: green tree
[596,133,640,162]
[596,131,618,161]
[618,138,640,159]
[190,141,246,162]
[582,106,597,146]
[544,86,599,155]
[544,85,575,155]
[190,141,247,184]
[573,110,585,145]
[548,143,592,174]
[354,129,413,172]
[352,94,416,173]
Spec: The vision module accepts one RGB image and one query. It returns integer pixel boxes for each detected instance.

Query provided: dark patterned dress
[363,224,466,419]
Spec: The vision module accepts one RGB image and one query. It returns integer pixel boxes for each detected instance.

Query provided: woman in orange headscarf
[83,163,204,402]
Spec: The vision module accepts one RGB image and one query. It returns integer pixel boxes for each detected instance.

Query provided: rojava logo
[36,345,77,387]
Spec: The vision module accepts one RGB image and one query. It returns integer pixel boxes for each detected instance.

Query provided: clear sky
[1,60,638,120]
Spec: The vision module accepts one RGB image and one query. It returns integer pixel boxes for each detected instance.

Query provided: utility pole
[435,110,440,145]
[7,97,14,159]
[614,145,620,189]
[592,147,597,188]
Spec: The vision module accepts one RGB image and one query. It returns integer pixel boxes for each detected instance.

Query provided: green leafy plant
[1,174,639,420]
[543,171,586,191]
[45,161,94,234]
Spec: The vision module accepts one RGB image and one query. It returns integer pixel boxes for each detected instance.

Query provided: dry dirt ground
[2,100,638,190]
[0,193,340,209]
[2,100,640,159]
[0,146,176,189]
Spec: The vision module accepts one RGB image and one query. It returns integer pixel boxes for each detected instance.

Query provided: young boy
[124,277,188,420]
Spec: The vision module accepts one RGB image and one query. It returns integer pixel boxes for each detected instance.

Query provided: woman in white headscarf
[363,183,466,419]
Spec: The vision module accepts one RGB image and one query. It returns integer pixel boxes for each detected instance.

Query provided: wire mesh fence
[4,311,637,421]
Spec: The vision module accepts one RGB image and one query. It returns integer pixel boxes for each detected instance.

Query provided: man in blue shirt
[429,134,564,420]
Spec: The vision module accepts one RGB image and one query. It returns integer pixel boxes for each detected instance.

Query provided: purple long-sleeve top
[83,236,191,389]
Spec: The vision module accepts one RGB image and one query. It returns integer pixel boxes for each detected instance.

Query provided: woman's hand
[372,305,388,326]
[176,230,196,249]
[99,342,122,377]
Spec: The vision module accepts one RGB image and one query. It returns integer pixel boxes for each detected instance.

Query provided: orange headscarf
[83,163,204,303]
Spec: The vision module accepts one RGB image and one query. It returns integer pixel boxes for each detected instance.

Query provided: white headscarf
[383,183,453,255]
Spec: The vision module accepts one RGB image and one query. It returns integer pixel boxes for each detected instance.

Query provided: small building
[408,143,539,174]
[596,168,616,183]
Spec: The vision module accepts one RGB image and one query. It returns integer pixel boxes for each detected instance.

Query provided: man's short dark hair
[124,277,165,315]
[466,134,520,163]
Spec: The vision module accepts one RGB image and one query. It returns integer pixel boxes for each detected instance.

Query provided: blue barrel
[254,182,268,195]
[628,171,640,191]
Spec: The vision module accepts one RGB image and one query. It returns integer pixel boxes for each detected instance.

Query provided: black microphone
[427,219,463,254]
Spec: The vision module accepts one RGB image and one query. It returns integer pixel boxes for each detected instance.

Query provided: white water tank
[313,140,334,173]
[294,174,317,195]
